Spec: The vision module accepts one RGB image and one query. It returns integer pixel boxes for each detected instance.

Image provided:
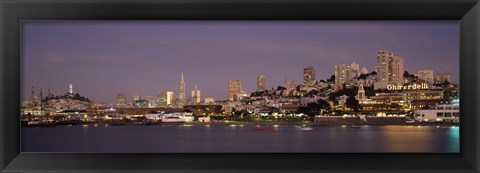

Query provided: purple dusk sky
[22,21,459,103]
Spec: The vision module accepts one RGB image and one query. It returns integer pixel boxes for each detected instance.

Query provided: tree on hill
[345,95,361,115]
[296,99,331,120]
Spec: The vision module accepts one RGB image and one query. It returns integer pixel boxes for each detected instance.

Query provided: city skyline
[22,21,459,102]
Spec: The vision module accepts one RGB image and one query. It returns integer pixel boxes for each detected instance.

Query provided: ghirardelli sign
[387,83,429,90]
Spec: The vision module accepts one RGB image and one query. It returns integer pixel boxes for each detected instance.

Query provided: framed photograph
[1,0,479,172]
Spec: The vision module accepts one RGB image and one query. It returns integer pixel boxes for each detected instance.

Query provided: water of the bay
[21,124,459,153]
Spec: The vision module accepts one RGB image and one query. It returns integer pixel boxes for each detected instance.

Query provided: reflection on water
[21,125,459,153]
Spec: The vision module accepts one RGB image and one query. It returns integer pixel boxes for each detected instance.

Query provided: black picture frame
[1,0,479,172]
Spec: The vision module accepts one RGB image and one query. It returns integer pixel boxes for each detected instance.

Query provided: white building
[417,70,434,84]
[434,73,451,84]
[413,104,459,122]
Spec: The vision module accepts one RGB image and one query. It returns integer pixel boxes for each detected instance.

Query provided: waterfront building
[116,93,127,106]
[257,75,266,91]
[410,99,450,110]
[204,96,215,104]
[228,78,243,101]
[303,66,315,85]
[191,85,201,104]
[166,91,174,106]
[360,103,404,116]
[417,70,434,84]
[376,50,404,84]
[178,73,186,107]
[413,104,459,122]
[434,73,451,84]
[357,83,367,104]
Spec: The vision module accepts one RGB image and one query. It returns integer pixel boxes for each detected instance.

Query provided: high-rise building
[191,85,201,104]
[257,75,266,91]
[133,93,141,101]
[360,67,369,75]
[166,91,174,106]
[228,78,243,101]
[350,62,361,78]
[284,78,297,90]
[204,96,215,104]
[417,70,434,84]
[376,50,404,84]
[334,64,350,85]
[434,73,451,84]
[144,96,156,108]
[157,92,167,107]
[31,82,36,106]
[68,84,73,95]
[303,66,316,85]
[178,73,185,107]
[116,93,127,106]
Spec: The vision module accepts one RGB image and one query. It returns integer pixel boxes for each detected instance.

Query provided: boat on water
[301,127,313,131]
[161,117,186,123]
[351,125,362,128]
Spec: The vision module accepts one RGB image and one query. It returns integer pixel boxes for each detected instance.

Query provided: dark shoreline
[22,121,459,127]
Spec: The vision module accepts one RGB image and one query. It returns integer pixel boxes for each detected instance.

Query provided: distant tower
[178,73,186,107]
[68,84,73,95]
[191,85,201,104]
[257,75,266,91]
[116,93,127,106]
[39,88,43,112]
[31,81,36,106]
[228,78,243,101]
[166,91,174,106]
[303,66,315,85]
[47,88,52,109]
[48,88,52,99]
[357,83,366,104]
[39,88,43,103]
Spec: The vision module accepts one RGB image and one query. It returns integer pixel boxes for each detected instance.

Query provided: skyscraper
[334,64,350,85]
[116,93,127,106]
[228,78,242,101]
[303,66,315,85]
[257,75,266,91]
[178,73,185,107]
[157,92,167,107]
[191,85,201,104]
[166,91,174,106]
[68,84,73,95]
[376,51,404,84]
